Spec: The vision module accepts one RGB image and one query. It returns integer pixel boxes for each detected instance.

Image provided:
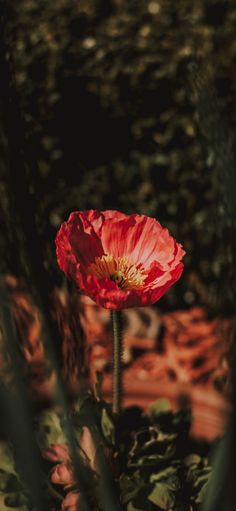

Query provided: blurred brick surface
[1,284,232,439]
[83,300,232,440]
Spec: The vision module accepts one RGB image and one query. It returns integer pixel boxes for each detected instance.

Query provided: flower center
[88,254,146,290]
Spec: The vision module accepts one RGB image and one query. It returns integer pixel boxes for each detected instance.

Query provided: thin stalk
[111,310,123,415]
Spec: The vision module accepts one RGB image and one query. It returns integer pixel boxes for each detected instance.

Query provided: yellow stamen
[88,254,146,290]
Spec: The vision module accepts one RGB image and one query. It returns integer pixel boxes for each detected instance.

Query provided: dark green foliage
[0,394,211,511]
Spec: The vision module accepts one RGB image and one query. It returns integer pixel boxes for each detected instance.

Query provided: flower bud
[61,491,80,511]
[50,463,75,487]
[42,443,70,462]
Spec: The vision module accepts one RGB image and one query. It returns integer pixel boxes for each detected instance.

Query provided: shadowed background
[1,0,236,314]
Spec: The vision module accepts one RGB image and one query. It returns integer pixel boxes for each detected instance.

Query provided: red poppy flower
[55,210,185,310]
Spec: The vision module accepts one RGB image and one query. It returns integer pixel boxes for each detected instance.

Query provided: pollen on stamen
[88,254,146,290]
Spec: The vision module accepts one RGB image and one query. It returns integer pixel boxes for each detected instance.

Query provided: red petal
[55,212,104,278]
[101,215,137,258]
[147,263,184,303]
[69,210,105,236]
[73,263,183,309]
[143,261,164,285]
[55,223,77,277]
[100,213,181,269]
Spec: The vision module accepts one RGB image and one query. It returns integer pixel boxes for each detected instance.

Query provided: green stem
[111,310,123,415]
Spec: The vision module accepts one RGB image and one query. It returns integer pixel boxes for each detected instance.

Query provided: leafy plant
[0,393,210,511]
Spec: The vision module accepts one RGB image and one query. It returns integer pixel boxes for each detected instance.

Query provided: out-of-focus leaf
[184,454,211,505]
[148,399,171,419]
[35,410,66,449]
[94,372,103,401]
[147,482,175,509]
[193,469,211,488]
[127,501,143,511]
[184,454,202,467]
[150,466,177,483]
[3,492,29,510]
[0,495,21,511]
[0,471,11,493]
[0,472,21,494]
[195,480,209,504]
[100,408,115,446]
[0,444,16,475]
[120,473,144,505]
[128,444,176,468]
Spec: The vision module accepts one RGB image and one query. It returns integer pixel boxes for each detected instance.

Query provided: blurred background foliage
[1,0,236,313]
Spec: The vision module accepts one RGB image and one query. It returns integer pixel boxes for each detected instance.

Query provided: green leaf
[0,472,20,494]
[5,493,25,506]
[120,474,144,505]
[150,469,180,493]
[35,411,66,449]
[127,502,144,511]
[192,470,211,488]
[184,454,201,467]
[150,466,177,483]
[195,481,209,504]
[0,496,15,511]
[129,444,176,468]
[148,483,175,510]
[0,444,16,475]
[101,408,115,446]
[0,471,11,493]
[94,372,103,401]
[148,399,171,418]
[3,492,29,510]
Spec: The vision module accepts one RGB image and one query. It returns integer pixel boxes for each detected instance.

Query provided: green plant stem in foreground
[111,310,123,415]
